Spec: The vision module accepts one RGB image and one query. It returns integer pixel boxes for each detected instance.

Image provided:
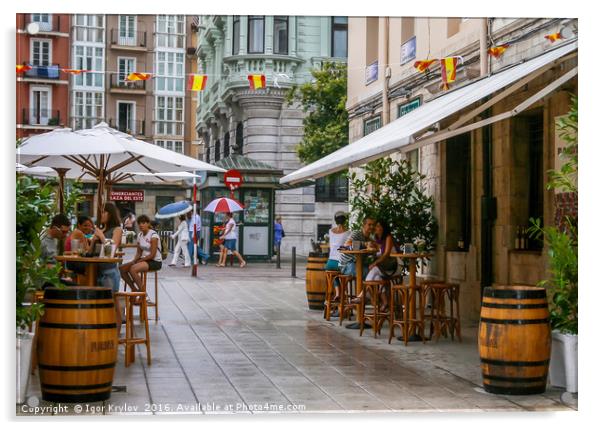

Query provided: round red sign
[224,169,243,190]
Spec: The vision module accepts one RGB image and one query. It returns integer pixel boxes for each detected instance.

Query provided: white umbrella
[16,163,56,177]
[17,123,225,219]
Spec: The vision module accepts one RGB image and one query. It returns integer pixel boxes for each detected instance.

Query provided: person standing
[217,212,246,268]
[187,209,209,265]
[169,214,191,267]
[273,216,285,255]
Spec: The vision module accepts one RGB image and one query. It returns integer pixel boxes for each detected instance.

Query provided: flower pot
[16,331,34,404]
[549,330,578,393]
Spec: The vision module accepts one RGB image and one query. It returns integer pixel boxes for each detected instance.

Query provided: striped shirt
[338,230,371,267]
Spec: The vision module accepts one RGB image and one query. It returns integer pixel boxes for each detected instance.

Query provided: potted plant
[16,175,61,403]
[528,96,578,393]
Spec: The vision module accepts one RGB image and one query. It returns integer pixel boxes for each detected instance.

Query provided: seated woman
[120,214,162,299]
[352,220,398,310]
[324,211,350,301]
[64,215,94,276]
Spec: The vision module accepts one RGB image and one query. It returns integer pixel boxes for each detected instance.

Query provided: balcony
[23,15,63,34]
[108,73,147,94]
[21,108,62,128]
[108,119,146,136]
[24,64,60,80]
[110,29,148,49]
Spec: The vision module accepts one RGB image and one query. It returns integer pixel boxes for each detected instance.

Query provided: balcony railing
[22,108,61,126]
[108,119,146,136]
[24,64,61,80]
[23,14,62,33]
[109,73,146,91]
[110,29,147,48]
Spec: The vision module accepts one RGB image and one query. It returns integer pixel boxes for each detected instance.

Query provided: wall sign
[400,36,417,65]
[109,190,144,201]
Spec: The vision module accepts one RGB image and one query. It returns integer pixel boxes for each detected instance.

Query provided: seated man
[337,216,377,299]
[40,213,77,287]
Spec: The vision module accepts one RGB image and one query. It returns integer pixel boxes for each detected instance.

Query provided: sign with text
[109,190,144,201]
[400,36,417,65]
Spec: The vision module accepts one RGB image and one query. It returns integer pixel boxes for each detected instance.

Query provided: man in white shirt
[216,212,246,268]
[187,209,209,264]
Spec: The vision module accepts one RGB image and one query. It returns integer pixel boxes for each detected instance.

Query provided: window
[235,122,244,154]
[215,139,221,162]
[206,145,211,162]
[447,18,461,38]
[156,15,185,48]
[364,116,381,136]
[29,86,51,125]
[248,16,264,53]
[401,17,415,43]
[273,16,288,55]
[117,102,135,133]
[366,17,379,64]
[118,15,136,45]
[73,46,104,88]
[118,57,135,83]
[315,174,348,202]
[232,16,240,55]
[73,14,104,43]
[445,133,471,251]
[155,95,184,136]
[317,224,331,242]
[332,17,348,58]
[31,39,51,66]
[398,97,421,118]
[155,140,184,154]
[31,14,51,32]
[223,132,230,158]
[407,149,419,173]
[155,51,185,93]
[72,91,104,130]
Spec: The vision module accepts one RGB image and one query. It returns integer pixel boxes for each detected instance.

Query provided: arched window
[205,145,211,162]
[215,139,221,162]
[224,132,230,157]
[235,122,244,154]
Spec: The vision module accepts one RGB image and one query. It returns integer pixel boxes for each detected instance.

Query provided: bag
[281,230,286,238]
[377,257,399,278]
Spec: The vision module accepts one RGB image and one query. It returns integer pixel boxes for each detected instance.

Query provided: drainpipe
[382,17,391,126]
[480,18,490,77]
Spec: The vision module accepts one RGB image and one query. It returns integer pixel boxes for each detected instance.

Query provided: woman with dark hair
[324,211,350,301]
[65,215,94,253]
[120,214,162,295]
[91,202,123,292]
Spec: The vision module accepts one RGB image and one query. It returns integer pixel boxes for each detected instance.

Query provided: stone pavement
[19,256,577,416]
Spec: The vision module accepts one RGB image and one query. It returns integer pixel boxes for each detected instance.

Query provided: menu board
[243,190,269,224]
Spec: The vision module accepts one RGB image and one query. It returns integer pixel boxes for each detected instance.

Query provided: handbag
[377,257,399,278]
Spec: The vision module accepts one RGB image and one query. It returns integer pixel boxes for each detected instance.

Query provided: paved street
[20,256,577,415]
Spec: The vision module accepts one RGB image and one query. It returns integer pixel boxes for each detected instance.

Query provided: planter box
[16,332,34,404]
[549,330,578,393]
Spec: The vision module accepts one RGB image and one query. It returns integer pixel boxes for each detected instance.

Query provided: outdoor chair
[359,279,390,338]
[334,274,356,326]
[324,270,340,321]
[388,280,426,346]
[115,291,151,367]
[421,282,462,342]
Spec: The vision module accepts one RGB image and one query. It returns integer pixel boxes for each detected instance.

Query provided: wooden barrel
[37,287,118,403]
[306,256,328,310]
[478,286,551,395]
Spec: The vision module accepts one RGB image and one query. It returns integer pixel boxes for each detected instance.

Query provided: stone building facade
[345,17,578,323]
[195,16,350,256]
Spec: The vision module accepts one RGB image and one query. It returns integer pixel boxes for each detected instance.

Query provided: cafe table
[339,249,377,330]
[56,255,122,287]
[389,252,433,341]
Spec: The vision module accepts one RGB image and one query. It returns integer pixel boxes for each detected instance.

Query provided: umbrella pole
[96,159,105,224]
[55,168,68,214]
[192,175,198,277]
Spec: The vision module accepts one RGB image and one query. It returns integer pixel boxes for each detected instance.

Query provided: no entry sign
[224,169,243,191]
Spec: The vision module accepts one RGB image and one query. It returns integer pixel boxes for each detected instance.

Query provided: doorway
[30,86,51,125]
[117,101,135,134]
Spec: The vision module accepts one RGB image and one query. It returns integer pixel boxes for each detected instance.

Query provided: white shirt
[172,220,189,242]
[224,218,237,240]
[138,230,162,262]
[188,214,201,232]
[328,229,351,262]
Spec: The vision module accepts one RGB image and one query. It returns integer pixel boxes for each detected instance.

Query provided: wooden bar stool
[335,274,355,326]
[359,279,390,338]
[29,290,46,375]
[114,291,151,367]
[141,269,160,322]
[422,282,462,342]
[388,280,425,345]
[323,270,340,321]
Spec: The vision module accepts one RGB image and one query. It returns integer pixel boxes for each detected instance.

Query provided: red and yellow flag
[544,32,563,43]
[125,72,152,81]
[16,64,32,73]
[440,57,459,90]
[61,68,90,75]
[187,74,208,91]
[487,44,510,59]
[247,74,266,90]
[413,59,437,73]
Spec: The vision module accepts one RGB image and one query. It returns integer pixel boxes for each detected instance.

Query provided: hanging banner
[400,36,417,65]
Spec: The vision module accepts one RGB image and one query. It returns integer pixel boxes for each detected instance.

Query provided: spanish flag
[544,32,563,43]
[125,72,152,81]
[61,68,90,75]
[16,64,32,73]
[187,74,208,91]
[487,44,509,59]
[440,57,459,90]
[413,59,437,73]
[248,74,266,90]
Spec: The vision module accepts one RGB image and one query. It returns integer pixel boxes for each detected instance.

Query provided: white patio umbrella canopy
[16,163,56,177]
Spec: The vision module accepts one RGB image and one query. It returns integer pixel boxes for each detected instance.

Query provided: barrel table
[305,256,328,310]
[37,287,118,403]
[478,286,551,395]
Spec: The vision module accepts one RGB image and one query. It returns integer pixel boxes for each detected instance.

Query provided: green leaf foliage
[285,62,348,164]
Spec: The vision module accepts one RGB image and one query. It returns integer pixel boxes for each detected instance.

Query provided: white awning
[280,41,577,185]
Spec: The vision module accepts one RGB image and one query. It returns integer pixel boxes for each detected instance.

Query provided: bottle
[457,236,464,250]
[522,227,528,250]
[514,226,520,250]
[519,227,525,250]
